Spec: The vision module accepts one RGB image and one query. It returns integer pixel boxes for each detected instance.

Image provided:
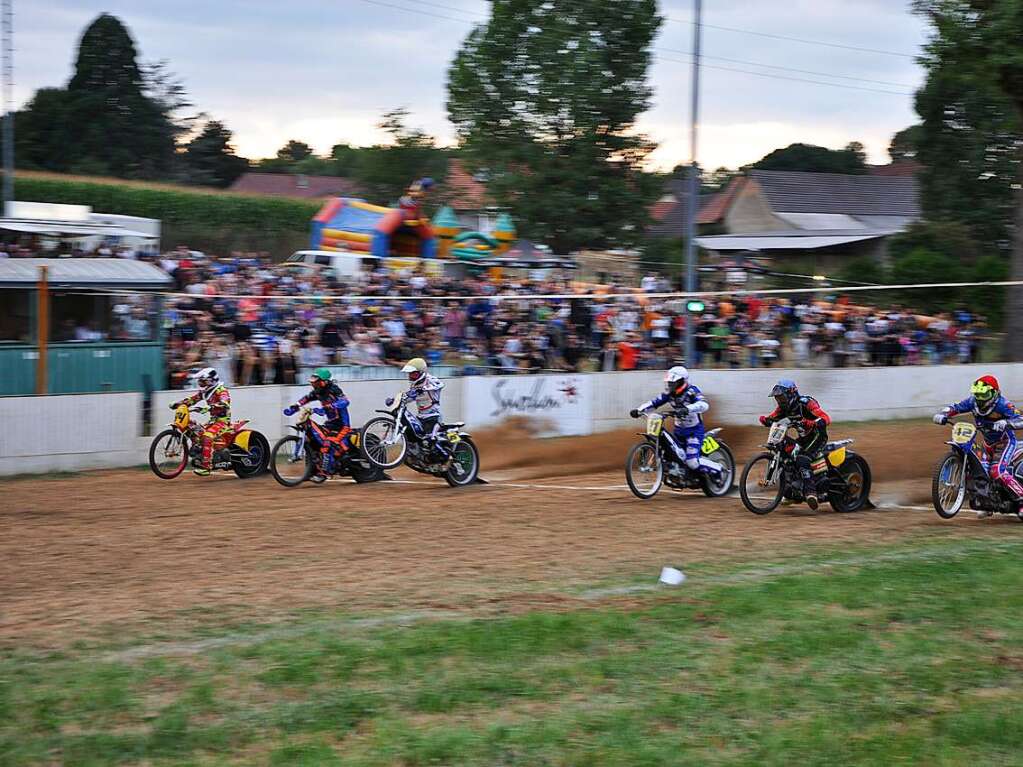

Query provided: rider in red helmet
[934,375,1023,516]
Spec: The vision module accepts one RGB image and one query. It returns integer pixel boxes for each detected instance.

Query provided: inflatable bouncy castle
[310,197,438,258]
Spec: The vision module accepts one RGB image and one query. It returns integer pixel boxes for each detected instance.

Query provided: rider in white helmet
[630,366,719,474]
[170,366,232,476]
[401,357,449,458]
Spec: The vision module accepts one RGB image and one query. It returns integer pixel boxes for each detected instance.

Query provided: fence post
[36,265,48,395]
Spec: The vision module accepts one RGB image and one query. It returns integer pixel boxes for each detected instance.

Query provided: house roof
[868,160,921,177]
[697,175,747,225]
[0,258,173,289]
[647,178,717,237]
[443,159,493,211]
[229,173,361,198]
[750,169,920,217]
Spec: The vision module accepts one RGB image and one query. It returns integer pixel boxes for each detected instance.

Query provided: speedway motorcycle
[270,407,384,487]
[149,404,270,480]
[625,412,735,500]
[359,392,480,487]
[932,419,1023,520]
[739,417,871,514]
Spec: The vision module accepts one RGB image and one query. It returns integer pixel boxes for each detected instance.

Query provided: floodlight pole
[683,0,702,365]
[1,0,12,214]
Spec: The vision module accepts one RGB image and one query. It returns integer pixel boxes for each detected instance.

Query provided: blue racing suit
[288,382,352,474]
[636,384,719,474]
[940,395,1023,499]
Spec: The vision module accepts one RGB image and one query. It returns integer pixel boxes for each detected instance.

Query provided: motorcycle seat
[442,422,465,430]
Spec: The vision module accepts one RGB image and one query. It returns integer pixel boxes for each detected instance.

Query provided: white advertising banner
[463,374,593,437]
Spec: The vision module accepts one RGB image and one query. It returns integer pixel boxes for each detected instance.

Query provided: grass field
[3,537,1022,766]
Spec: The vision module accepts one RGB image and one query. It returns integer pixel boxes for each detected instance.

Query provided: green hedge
[13,174,321,243]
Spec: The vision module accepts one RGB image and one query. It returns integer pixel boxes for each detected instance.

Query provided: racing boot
[193,465,212,477]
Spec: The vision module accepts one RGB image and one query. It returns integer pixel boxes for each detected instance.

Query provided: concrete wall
[2,364,1021,475]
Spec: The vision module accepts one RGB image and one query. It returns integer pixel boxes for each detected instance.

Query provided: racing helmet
[310,367,332,389]
[770,378,799,410]
[402,357,428,384]
[664,366,690,396]
[971,375,1000,416]
[195,367,218,395]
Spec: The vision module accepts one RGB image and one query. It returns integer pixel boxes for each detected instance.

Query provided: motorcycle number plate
[701,435,720,455]
[952,422,976,445]
[446,430,461,444]
[349,432,360,448]
[173,407,189,428]
[647,416,664,437]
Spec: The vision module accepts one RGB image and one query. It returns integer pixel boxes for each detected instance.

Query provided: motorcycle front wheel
[932,451,967,519]
[149,429,190,480]
[360,418,408,470]
[271,435,313,487]
[625,441,663,499]
[740,452,784,515]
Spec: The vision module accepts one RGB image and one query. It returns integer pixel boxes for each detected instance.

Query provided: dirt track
[1,421,1015,646]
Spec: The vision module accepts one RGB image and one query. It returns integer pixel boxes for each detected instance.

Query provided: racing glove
[759,415,772,427]
[932,413,947,425]
[801,418,821,432]
[283,405,298,416]
[630,409,641,419]
[312,407,326,416]
[993,419,1008,432]
[169,401,181,410]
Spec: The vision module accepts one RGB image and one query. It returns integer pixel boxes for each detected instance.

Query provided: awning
[0,219,158,238]
[695,231,888,252]
[0,258,173,289]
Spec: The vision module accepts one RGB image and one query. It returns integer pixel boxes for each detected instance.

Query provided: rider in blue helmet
[759,379,832,509]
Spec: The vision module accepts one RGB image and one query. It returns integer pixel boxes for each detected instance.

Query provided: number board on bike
[646,415,664,437]
[701,435,720,455]
[952,422,976,445]
[173,407,190,429]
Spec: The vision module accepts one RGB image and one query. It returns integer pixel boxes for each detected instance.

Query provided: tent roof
[0,258,173,289]
[696,230,889,252]
[0,218,158,238]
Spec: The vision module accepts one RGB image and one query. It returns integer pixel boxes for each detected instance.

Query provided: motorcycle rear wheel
[700,443,736,498]
[932,452,966,519]
[445,438,480,487]
[233,432,270,479]
[626,441,663,499]
[740,452,784,514]
[271,435,313,487]
[829,453,872,512]
[149,429,189,479]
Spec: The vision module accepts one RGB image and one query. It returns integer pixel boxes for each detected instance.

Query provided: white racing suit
[636,384,720,474]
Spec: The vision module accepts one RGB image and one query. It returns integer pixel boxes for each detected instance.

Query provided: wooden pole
[36,264,48,395]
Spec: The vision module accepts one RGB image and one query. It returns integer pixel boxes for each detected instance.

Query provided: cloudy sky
[21,1,929,171]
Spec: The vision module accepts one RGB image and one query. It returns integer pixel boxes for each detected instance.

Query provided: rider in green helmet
[283,368,352,482]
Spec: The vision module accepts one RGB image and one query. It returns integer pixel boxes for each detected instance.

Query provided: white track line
[381,478,628,491]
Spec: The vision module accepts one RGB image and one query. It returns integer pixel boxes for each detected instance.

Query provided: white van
[284,250,380,278]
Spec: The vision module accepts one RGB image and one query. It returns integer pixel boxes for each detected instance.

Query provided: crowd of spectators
[154,251,990,389]
[4,240,990,385]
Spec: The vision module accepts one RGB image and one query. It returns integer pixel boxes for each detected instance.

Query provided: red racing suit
[761,395,832,489]
[181,384,232,470]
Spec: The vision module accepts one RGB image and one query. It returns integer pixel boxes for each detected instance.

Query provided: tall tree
[182,120,249,187]
[913,1,1023,355]
[888,125,924,162]
[447,0,662,253]
[276,140,314,163]
[15,14,179,178]
[751,142,868,174]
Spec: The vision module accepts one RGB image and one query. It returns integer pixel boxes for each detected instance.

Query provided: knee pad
[811,458,827,475]
[685,457,700,470]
